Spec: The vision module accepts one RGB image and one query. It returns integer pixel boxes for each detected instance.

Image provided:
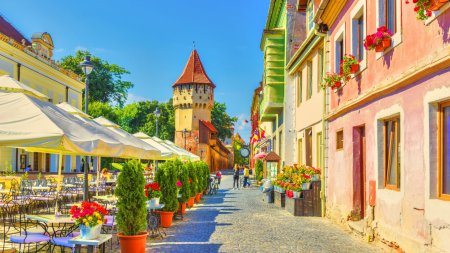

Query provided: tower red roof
[200,120,218,133]
[173,50,216,88]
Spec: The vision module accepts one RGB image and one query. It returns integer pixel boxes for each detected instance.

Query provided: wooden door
[305,128,312,166]
[352,126,366,219]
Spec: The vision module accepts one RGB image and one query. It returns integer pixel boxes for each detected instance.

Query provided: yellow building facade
[0,15,85,173]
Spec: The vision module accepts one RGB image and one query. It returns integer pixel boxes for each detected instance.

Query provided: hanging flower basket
[364,26,393,52]
[332,81,342,90]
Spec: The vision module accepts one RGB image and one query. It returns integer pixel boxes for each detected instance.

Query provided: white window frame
[350,0,367,75]
[333,25,346,73]
[374,104,404,198]
[423,86,450,226]
[306,0,315,34]
[375,0,402,59]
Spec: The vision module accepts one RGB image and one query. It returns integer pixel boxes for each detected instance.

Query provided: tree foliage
[86,100,175,140]
[177,160,191,203]
[255,159,263,181]
[187,162,198,197]
[233,137,248,166]
[60,50,133,107]
[115,159,147,235]
[156,160,179,212]
[211,102,238,141]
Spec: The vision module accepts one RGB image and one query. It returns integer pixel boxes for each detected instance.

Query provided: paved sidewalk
[143,173,384,253]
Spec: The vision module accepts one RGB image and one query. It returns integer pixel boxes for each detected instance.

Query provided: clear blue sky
[1,0,270,141]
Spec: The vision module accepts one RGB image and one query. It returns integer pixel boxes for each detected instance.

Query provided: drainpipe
[315,28,327,217]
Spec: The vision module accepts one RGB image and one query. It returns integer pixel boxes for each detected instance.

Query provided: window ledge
[425,2,450,25]
[376,33,402,60]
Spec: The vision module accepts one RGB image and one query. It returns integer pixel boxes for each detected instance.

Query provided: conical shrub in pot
[177,160,190,214]
[187,162,198,206]
[115,159,148,253]
[156,160,178,227]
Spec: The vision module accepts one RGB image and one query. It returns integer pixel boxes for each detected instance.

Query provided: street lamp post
[154,107,161,137]
[80,55,94,201]
[154,107,161,171]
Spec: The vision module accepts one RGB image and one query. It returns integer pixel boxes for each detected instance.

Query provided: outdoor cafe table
[25,214,75,236]
[69,234,112,253]
[92,195,117,203]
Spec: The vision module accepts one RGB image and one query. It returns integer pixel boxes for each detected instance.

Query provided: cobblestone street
[143,172,385,253]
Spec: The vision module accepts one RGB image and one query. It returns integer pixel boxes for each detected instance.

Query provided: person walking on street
[233,166,240,190]
[243,166,250,188]
[216,170,222,185]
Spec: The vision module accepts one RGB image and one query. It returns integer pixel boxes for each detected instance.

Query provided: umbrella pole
[83,156,89,201]
[96,157,100,197]
[55,152,63,215]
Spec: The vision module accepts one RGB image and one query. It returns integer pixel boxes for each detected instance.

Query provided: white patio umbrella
[94,117,161,160]
[0,75,48,101]
[133,132,175,160]
[163,139,201,161]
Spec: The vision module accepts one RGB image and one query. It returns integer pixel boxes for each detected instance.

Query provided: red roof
[200,120,218,133]
[173,50,216,88]
[0,16,30,45]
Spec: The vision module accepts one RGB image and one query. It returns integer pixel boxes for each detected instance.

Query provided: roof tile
[173,50,216,88]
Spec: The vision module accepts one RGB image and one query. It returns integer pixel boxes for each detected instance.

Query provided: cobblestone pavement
[129,171,385,253]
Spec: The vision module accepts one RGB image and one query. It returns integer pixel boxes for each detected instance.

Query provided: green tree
[88,101,118,122]
[211,102,238,141]
[60,50,133,107]
[233,138,248,166]
[156,160,179,212]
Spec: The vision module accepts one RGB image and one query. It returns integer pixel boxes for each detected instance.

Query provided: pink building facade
[316,0,450,252]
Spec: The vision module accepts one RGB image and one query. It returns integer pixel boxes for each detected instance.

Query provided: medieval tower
[172,50,215,155]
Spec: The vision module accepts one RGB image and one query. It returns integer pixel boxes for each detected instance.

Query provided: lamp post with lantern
[79,55,94,201]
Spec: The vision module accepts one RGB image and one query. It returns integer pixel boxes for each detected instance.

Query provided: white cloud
[53,48,65,54]
[234,113,251,142]
[74,46,88,52]
[126,93,148,104]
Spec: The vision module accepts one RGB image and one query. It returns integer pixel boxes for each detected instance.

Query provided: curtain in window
[385,120,398,187]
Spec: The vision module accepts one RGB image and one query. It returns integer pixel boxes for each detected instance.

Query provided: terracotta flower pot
[428,0,448,11]
[375,38,391,52]
[195,193,201,203]
[178,202,186,215]
[159,211,174,228]
[117,232,148,253]
[187,196,195,207]
[332,81,342,90]
[350,63,359,73]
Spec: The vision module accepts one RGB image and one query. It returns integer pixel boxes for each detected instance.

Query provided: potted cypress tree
[155,160,178,228]
[187,162,197,207]
[115,160,148,253]
[193,162,202,203]
[177,160,190,215]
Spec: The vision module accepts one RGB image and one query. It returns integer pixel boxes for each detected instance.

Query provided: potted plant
[311,167,321,181]
[341,54,360,75]
[115,159,148,253]
[301,173,312,190]
[187,162,199,206]
[145,182,162,206]
[364,26,393,52]
[155,160,178,228]
[323,72,342,90]
[177,160,190,215]
[406,0,448,19]
[292,184,302,198]
[70,201,108,239]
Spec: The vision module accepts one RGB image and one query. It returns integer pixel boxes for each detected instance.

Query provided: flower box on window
[341,54,361,75]
[323,73,343,90]
[406,0,448,20]
[364,26,393,52]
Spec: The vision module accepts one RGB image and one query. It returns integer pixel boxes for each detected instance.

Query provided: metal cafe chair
[8,197,50,253]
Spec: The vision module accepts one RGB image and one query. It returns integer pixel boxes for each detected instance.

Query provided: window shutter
[379,0,386,27]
